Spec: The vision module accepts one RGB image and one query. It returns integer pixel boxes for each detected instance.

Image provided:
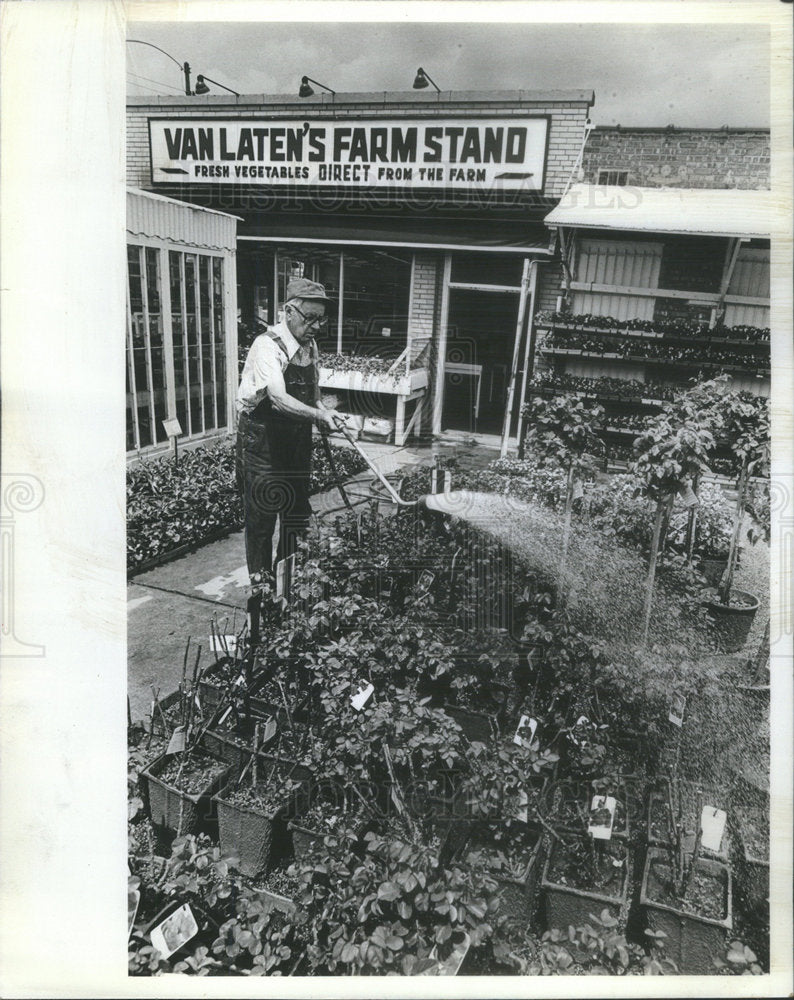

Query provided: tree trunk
[560,466,575,594]
[718,457,748,605]
[641,498,669,647]
[685,473,701,563]
[748,617,771,686]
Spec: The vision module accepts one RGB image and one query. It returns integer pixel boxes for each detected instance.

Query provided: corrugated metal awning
[544,184,772,239]
[126,188,241,251]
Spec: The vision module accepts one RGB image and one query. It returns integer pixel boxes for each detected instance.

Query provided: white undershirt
[236,321,301,414]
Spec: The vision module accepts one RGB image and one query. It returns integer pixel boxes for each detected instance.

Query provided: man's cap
[285,277,333,304]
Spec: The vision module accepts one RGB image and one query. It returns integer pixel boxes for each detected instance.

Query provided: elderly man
[236,277,341,599]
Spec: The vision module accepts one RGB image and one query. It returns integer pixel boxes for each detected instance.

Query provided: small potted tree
[540,789,633,931]
[522,394,606,591]
[640,787,733,974]
[705,393,769,651]
[630,411,714,646]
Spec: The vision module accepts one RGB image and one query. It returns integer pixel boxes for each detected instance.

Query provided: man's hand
[317,409,343,433]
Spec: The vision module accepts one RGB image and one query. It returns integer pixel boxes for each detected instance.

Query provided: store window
[246,246,412,358]
[127,245,167,450]
[127,244,228,453]
[341,250,411,358]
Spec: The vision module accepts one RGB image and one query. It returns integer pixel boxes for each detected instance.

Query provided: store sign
[149,117,548,191]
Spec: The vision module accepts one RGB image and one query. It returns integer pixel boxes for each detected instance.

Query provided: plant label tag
[161,417,183,439]
[700,806,727,852]
[209,634,237,653]
[572,478,584,500]
[261,716,278,743]
[588,794,616,841]
[443,470,452,493]
[275,553,296,600]
[569,715,589,745]
[217,705,232,726]
[150,902,199,959]
[517,789,529,824]
[350,682,374,712]
[415,570,435,596]
[668,692,686,727]
[166,725,186,755]
[513,715,539,751]
[678,482,699,508]
[431,467,439,494]
[381,326,391,338]
[128,885,140,939]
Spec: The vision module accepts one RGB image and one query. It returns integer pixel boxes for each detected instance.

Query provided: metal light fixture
[299,75,335,98]
[412,67,440,93]
[195,74,240,97]
[127,38,192,95]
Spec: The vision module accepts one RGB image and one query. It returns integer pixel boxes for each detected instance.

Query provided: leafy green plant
[714,393,770,605]
[289,828,499,975]
[630,411,714,645]
[526,910,677,975]
[712,940,764,975]
[522,394,606,587]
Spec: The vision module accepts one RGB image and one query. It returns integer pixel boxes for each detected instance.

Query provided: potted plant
[213,734,306,877]
[730,801,768,918]
[705,392,769,651]
[453,734,558,923]
[540,814,632,931]
[647,776,730,862]
[522,393,606,591]
[630,410,714,646]
[140,658,234,839]
[640,786,733,974]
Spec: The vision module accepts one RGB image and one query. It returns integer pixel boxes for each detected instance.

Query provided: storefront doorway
[443,289,521,434]
[440,254,529,436]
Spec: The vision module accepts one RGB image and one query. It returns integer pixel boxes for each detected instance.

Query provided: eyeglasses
[288,303,328,331]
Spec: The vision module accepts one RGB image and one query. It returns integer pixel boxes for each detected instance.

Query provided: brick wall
[126,92,592,197]
[582,127,770,190]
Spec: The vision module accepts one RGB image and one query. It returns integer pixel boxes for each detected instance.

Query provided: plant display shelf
[541,348,768,377]
[536,322,770,349]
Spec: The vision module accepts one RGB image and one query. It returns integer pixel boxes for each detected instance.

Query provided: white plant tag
[431,467,439,494]
[668,692,686,727]
[700,805,727,852]
[350,682,375,712]
[217,705,232,726]
[588,795,616,841]
[210,634,237,653]
[416,570,435,595]
[166,725,186,755]
[572,478,584,500]
[569,715,589,745]
[261,716,278,743]
[517,789,529,824]
[678,482,699,508]
[443,470,452,493]
[150,902,199,959]
[513,715,539,751]
[275,553,295,599]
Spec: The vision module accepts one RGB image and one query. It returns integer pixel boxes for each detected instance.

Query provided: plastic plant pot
[640,847,732,975]
[287,812,368,862]
[213,780,301,877]
[731,805,769,917]
[541,839,631,931]
[704,589,760,653]
[140,751,232,837]
[466,830,545,926]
